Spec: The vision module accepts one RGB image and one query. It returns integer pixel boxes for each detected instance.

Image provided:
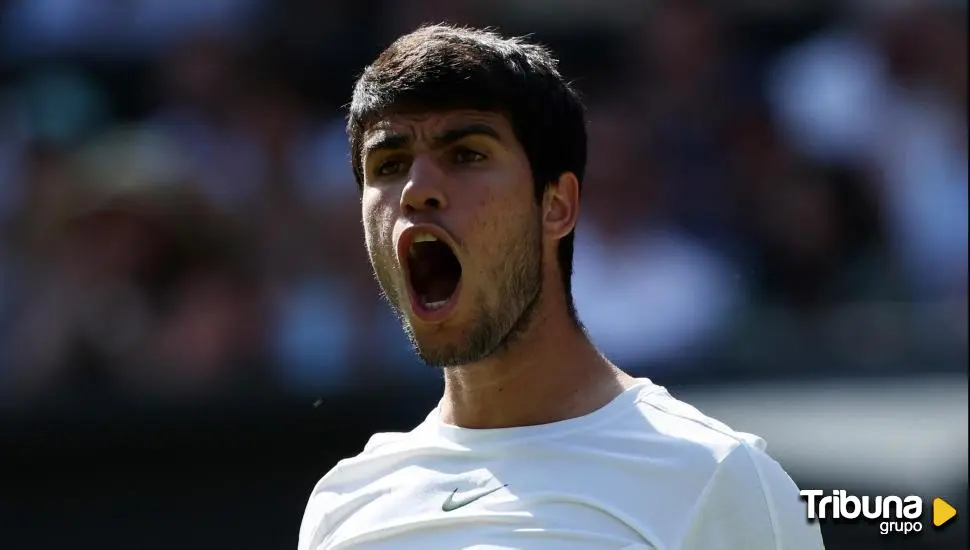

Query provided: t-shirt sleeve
[298,486,337,550]
[680,441,825,550]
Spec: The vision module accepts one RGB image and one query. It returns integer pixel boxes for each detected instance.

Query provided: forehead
[362,109,516,146]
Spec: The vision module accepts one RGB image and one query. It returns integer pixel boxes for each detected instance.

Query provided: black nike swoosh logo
[441,484,509,512]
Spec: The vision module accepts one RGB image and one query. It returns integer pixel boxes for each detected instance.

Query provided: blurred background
[0,0,966,549]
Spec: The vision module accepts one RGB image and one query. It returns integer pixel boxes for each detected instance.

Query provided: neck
[438,294,637,429]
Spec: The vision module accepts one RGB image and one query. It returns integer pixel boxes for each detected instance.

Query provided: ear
[542,172,580,241]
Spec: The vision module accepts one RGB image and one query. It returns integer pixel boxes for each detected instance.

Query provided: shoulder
[305,423,426,499]
[297,422,432,550]
[632,386,824,549]
[680,440,825,549]
[628,384,769,467]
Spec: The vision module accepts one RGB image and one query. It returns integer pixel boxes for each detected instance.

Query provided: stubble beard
[368,220,543,368]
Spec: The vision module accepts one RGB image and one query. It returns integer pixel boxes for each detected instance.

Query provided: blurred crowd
[0,0,966,407]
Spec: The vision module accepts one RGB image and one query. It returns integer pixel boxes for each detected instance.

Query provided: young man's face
[359,109,543,367]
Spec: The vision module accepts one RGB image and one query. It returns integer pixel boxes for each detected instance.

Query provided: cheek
[361,191,394,249]
[466,192,534,265]
[466,183,508,228]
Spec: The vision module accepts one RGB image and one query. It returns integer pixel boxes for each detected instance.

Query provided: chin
[408,321,460,348]
[412,342,466,368]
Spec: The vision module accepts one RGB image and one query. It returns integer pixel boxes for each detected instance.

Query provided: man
[299,24,824,550]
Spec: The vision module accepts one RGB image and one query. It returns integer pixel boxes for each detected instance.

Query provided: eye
[453,148,486,164]
[375,159,405,177]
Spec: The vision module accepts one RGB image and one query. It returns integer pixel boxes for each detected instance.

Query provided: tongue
[424,275,455,303]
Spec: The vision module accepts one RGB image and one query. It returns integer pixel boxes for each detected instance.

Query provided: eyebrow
[361,123,503,160]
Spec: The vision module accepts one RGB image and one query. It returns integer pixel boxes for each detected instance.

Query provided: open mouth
[404,231,462,316]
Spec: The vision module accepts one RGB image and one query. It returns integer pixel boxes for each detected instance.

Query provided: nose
[400,155,448,215]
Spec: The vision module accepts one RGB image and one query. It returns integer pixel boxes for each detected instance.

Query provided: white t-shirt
[298,379,824,550]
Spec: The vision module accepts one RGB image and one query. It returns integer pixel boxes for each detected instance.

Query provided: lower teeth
[424,299,448,310]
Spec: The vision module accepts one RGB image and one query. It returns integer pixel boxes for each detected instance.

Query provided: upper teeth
[410,233,437,257]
